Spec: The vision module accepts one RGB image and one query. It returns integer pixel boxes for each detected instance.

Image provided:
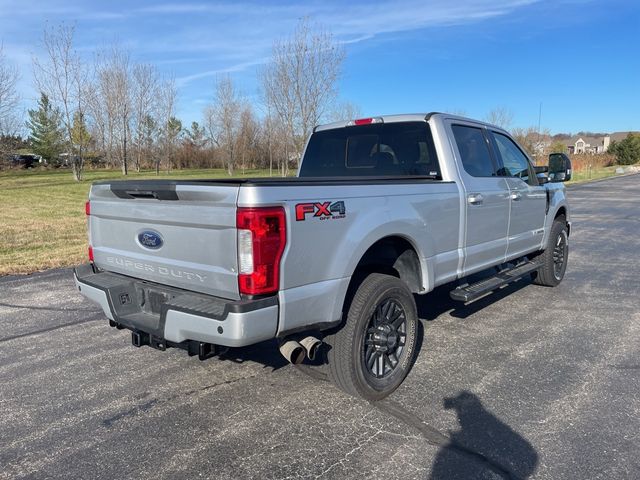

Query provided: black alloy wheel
[363,298,407,379]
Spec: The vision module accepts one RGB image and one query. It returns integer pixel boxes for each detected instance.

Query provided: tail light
[348,117,383,126]
[86,201,93,263]
[236,207,286,296]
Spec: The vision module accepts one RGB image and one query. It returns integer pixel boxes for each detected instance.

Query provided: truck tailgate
[89,181,240,300]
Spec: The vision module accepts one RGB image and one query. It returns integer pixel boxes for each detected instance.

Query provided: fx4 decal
[295,201,346,221]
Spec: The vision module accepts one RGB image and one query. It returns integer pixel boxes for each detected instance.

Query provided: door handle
[510,191,522,201]
[467,193,484,205]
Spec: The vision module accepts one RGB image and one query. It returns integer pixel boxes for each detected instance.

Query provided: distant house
[566,136,606,154]
[566,131,639,154]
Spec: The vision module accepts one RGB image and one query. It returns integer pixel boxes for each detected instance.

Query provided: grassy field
[566,165,623,184]
[0,167,275,275]
[0,164,634,276]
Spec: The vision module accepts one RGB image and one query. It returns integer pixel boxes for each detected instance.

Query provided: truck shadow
[374,392,538,480]
[429,391,538,479]
[216,339,289,371]
[216,275,533,372]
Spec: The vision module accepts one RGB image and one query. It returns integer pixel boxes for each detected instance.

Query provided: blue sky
[1,0,638,133]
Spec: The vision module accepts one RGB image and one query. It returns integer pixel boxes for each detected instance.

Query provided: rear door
[89,181,241,300]
[489,131,547,259]
[449,122,510,275]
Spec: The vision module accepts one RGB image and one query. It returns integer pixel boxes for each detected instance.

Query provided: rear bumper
[74,264,278,348]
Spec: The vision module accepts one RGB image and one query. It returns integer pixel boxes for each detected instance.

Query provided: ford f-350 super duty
[75,113,572,400]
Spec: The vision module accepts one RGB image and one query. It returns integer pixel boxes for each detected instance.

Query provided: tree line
[0,19,350,180]
[2,21,637,179]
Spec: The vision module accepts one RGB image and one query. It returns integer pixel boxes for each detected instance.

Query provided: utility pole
[536,102,542,162]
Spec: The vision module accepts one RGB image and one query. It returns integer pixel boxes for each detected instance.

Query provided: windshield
[299,122,441,178]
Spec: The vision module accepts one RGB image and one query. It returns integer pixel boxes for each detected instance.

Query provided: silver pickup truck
[75,113,571,400]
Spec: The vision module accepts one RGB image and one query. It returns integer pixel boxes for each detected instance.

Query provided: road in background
[1,175,639,479]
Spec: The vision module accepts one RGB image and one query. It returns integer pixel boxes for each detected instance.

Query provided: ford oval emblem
[137,230,164,250]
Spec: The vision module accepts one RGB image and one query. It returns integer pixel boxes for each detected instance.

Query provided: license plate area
[137,286,174,315]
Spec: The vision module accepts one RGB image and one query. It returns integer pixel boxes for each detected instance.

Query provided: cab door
[489,130,547,260]
[448,122,511,276]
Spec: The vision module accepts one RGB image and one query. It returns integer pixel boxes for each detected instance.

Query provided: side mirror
[537,173,550,184]
[548,153,572,182]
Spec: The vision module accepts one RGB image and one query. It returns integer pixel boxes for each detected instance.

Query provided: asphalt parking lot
[1,174,639,480]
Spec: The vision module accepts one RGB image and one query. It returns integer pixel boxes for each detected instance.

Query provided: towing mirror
[533,165,549,184]
[537,173,550,184]
[548,153,572,182]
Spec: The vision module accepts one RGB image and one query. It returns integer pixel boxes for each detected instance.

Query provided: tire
[327,273,418,401]
[532,218,569,287]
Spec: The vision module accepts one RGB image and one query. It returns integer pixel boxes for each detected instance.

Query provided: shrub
[608,134,640,165]
[570,153,615,172]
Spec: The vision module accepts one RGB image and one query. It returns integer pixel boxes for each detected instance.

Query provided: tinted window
[451,125,497,177]
[492,132,538,186]
[300,122,440,177]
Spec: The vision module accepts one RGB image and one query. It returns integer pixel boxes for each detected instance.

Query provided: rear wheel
[327,273,418,401]
[532,218,569,287]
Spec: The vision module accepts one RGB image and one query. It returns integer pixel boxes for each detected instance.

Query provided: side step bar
[450,261,540,303]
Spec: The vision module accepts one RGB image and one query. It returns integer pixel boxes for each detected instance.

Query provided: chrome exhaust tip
[299,336,322,361]
[279,340,306,365]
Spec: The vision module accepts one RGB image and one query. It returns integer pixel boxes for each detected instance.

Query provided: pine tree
[26,93,64,162]
[608,134,640,165]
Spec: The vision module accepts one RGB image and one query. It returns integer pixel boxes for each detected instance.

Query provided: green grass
[566,165,624,185]
[0,167,277,275]
[0,164,633,275]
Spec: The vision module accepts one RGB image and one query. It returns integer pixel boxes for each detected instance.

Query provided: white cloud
[0,0,543,123]
[149,0,542,86]
[175,57,269,87]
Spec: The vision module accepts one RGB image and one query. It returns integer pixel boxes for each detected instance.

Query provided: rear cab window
[299,122,441,178]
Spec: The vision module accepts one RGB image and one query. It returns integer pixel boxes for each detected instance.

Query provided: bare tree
[157,75,177,174]
[237,104,259,174]
[445,108,468,117]
[485,106,514,129]
[205,75,241,175]
[95,46,133,174]
[0,43,20,137]
[328,101,362,123]
[266,113,290,176]
[512,126,551,160]
[132,63,160,171]
[33,24,89,180]
[261,18,345,169]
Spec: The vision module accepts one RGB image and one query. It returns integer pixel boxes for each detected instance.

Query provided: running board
[450,261,540,303]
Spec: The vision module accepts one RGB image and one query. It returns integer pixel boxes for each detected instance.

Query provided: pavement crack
[185,372,261,395]
[102,399,159,427]
[314,431,382,479]
[372,399,449,447]
[101,372,261,428]
[0,315,103,343]
[0,301,99,312]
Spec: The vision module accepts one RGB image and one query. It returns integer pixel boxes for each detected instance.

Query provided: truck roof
[314,112,507,134]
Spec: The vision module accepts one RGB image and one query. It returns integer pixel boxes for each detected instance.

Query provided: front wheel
[532,218,569,287]
[327,273,418,401]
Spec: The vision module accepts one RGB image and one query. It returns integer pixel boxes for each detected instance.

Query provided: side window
[491,132,538,186]
[451,125,497,177]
